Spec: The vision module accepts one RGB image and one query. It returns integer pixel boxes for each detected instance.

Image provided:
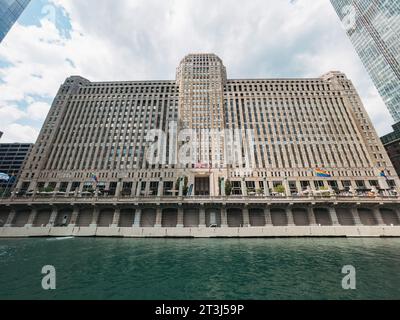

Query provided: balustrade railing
[1,191,399,203]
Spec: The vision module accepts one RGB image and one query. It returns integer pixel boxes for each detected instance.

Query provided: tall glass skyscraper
[330,1,400,122]
[0,0,30,42]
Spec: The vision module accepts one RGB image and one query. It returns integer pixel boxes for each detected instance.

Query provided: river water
[0,237,399,300]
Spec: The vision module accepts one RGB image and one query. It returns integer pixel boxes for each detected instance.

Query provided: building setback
[0,54,399,236]
[330,0,400,122]
[0,0,30,43]
[381,121,400,177]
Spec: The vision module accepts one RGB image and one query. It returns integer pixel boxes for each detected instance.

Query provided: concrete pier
[1,200,399,238]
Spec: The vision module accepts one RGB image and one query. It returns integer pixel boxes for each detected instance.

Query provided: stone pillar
[4,209,16,227]
[199,207,206,227]
[284,179,291,197]
[89,207,99,228]
[177,207,184,227]
[178,178,184,197]
[155,208,162,227]
[264,207,272,226]
[221,178,226,197]
[221,207,228,227]
[263,180,270,197]
[372,207,385,225]
[328,207,340,226]
[243,207,250,227]
[144,181,150,196]
[295,181,302,195]
[158,180,163,197]
[133,208,141,227]
[241,180,247,196]
[68,207,79,227]
[136,181,142,197]
[111,207,121,228]
[286,207,295,226]
[351,207,363,226]
[307,207,317,226]
[25,208,37,227]
[115,181,122,198]
[47,207,58,227]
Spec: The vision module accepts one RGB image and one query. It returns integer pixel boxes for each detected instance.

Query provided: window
[59,182,68,192]
[245,181,255,192]
[355,180,366,188]
[314,181,324,189]
[149,181,159,195]
[163,181,173,196]
[232,181,242,195]
[109,182,118,196]
[369,180,379,187]
[71,182,80,192]
[300,181,310,190]
[388,180,396,188]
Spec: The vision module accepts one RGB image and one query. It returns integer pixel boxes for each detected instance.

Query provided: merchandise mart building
[1,54,400,236]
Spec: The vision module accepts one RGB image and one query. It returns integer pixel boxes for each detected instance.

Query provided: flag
[195,162,209,169]
[380,170,389,180]
[0,172,10,181]
[91,173,99,183]
[315,169,331,178]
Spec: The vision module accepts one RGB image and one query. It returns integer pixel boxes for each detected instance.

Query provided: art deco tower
[176,54,227,168]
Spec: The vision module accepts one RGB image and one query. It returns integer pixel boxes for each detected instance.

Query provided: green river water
[0,238,399,300]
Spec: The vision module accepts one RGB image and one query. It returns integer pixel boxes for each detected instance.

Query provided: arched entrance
[358,208,377,226]
[55,209,72,226]
[184,208,199,227]
[249,208,265,226]
[140,209,156,227]
[271,208,287,226]
[336,208,355,226]
[76,208,93,227]
[14,210,30,227]
[227,208,243,227]
[98,208,114,227]
[314,208,332,226]
[162,208,178,227]
[292,208,309,226]
[206,209,221,227]
[380,208,399,225]
[119,209,135,227]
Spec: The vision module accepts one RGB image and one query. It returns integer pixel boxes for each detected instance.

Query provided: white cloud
[0,105,26,126]
[0,0,396,143]
[0,124,39,143]
[26,101,51,121]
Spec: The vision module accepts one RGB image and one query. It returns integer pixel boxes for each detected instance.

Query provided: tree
[176,176,189,196]
[225,179,232,196]
[274,185,285,194]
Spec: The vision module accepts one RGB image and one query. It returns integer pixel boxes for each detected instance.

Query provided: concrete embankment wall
[1,226,400,238]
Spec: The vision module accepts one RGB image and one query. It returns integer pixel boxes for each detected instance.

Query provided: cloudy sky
[0,0,394,143]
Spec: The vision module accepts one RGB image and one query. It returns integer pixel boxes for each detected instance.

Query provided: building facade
[0,143,33,194]
[381,121,400,177]
[0,54,399,234]
[330,0,400,122]
[0,0,30,42]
